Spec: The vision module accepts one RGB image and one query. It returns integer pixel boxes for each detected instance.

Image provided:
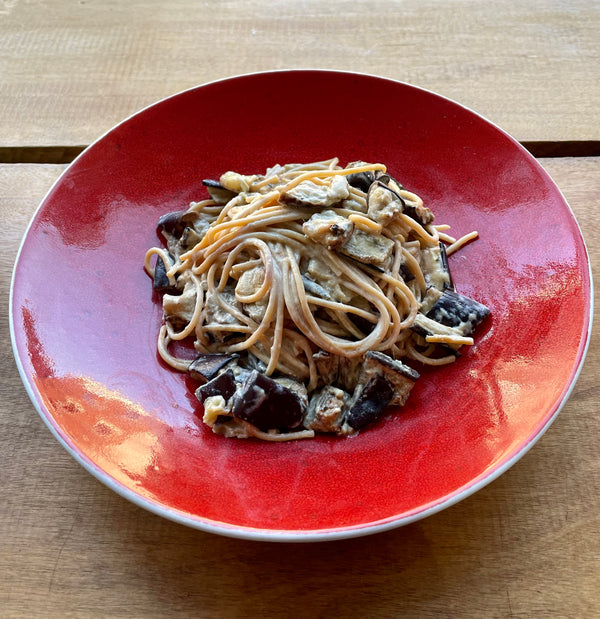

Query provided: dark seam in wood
[0,146,86,164]
[0,142,599,164]
[521,141,600,158]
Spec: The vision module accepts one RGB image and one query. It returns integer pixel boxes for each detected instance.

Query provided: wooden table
[1,2,598,617]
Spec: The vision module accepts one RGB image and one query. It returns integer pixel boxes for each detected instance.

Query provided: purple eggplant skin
[346,170,376,193]
[195,369,237,404]
[202,179,237,203]
[188,353,238,384]
[152,255,180,294]
[374,175,436,226]
[202,179,224,189]
[438,242,454,291]
[345,374,394,430]
[230,370,306,432]
[157,210,189,237]
[426,289,490,336]
[400,263,415,283]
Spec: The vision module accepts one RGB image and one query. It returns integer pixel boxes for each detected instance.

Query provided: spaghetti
[145,158,489,440]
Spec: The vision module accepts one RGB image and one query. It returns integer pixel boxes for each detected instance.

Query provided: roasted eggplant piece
[274,376,309,403]
[313,351,340,388]
[373,174,434,226]
[152,254,179,294]
[367,181,405,225]
[345,374,394,430]
[439,242,454,290]
[402,199,434,226]
[426,289,490,336]
[162,275,198,329]
[179,226,204,251]
[302,210,354,249]
[188,353,238,384]
[195,369,237,404]
[281,175,350,209]
[312,351,364,392]
[420,243,453,291]
[203,287,244,341]
[341,229,395,268]
[304,385,348,433]
[157,209,209,256]
[246,353,267,374]
[360,351,420,406]
[343,351,419,430]
[157,209,197,238]
[302,275,335,301]
[346,170,376,192]
[202,179,238,204]
[374,172,403,192]
[400,262,415,283]
[157,210,186,237]
[230,370,306,431]
[336,355,365,392]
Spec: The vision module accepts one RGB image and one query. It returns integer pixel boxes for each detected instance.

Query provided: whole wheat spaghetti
[145,158,489,440]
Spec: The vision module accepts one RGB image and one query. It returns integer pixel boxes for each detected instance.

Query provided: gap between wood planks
[0,142,599,164]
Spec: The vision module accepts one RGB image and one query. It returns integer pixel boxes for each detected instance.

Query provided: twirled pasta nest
[145,158,489,441]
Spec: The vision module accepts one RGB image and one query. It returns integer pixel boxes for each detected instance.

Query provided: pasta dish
[145,158,489,441]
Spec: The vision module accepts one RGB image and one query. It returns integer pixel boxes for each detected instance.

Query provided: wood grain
[1,0,598,148]
[1,159,598,618]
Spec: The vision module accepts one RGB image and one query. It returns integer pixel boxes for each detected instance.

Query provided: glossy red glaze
[11,71,592,539]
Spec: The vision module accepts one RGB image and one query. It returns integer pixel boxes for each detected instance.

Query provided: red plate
[10,71,592,541]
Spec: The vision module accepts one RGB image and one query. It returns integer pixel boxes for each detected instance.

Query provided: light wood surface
[1,159,598,618]
[1,0,599,148]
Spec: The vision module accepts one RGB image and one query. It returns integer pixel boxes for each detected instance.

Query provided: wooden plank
[1,159,598,617]
[0,0,598,148]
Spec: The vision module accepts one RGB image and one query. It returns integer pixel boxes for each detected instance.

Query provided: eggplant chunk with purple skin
[367,181,405,225]
[341,228,395,268]
[426,289,490,336]
[188,353,239,384]
[438,242,454,290]
[196,362,308,432]
[419,243,453,292]
[312,351,340,388]
[156,209,210,255]
[195,369,238,404]
[376,173,434,226]
[346,169,376,193]
[202,179,237,204]
[281,175,350,209]
[344,352,420,431]
[302,210,354,250]
[345,374,394,431]
[152,254,179,294]
[304,385,348,434]
[157,210,189,238]
[230,371,307,432]
[359,352,420,406]
[348,165,435,227]
[195,361,308,432]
